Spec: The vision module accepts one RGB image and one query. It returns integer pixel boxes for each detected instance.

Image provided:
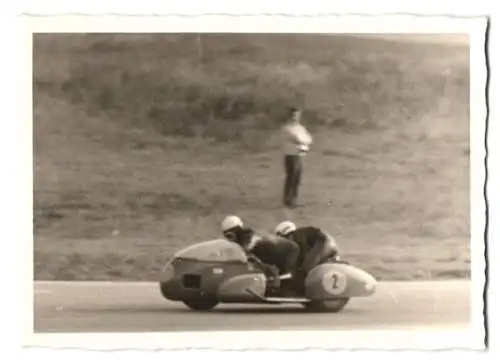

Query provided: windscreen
[172,239,248,263]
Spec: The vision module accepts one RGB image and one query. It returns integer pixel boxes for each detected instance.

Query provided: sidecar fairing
[159,239,269,310]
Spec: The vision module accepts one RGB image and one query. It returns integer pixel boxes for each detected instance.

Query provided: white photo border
[19,14,488,351]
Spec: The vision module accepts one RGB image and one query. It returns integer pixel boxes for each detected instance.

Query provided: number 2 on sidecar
[158,239,377,312]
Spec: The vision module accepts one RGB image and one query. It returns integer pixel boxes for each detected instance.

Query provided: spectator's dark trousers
[283,154,302,207]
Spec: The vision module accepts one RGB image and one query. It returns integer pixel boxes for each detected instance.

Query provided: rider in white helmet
[274,220,339,278]
[274,221,298,237]
[220,215,247,242]
[220,215,301,293]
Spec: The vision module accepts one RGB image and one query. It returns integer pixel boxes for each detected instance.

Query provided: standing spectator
[281,107,313,208]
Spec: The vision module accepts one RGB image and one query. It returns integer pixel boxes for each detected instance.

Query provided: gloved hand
[247,254,280,289]
[266,272,281,290]
[266,264,282,290]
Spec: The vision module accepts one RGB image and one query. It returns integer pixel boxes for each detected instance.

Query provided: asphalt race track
[33,280,471,333]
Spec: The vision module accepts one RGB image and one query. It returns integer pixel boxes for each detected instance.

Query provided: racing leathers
[223,227,301,286]
[281,226,339,275]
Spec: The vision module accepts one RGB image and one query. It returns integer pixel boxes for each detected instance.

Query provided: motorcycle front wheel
[302,298,350,313]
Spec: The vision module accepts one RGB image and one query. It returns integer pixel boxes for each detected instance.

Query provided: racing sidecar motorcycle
[158,239,377,312]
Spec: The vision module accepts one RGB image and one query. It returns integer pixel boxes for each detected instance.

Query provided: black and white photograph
[23,13,488,351]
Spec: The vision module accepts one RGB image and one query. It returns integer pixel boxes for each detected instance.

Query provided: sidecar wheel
[302,298,350,313]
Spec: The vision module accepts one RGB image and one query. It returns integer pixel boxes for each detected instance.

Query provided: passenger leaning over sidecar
[220,215,301,290]
[274,221,340,276]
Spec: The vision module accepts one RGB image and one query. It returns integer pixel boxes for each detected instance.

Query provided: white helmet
[221,215,243,232]
[275,221,297,236]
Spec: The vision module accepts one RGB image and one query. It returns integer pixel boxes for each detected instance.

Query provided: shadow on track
[70,304,363,315]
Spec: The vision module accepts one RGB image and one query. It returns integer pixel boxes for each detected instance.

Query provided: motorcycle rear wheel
[182,297,219,311]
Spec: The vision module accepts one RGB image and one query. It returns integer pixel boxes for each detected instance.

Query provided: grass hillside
[33,34,470,281]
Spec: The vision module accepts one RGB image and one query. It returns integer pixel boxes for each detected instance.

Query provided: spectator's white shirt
[281,122,313,156]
